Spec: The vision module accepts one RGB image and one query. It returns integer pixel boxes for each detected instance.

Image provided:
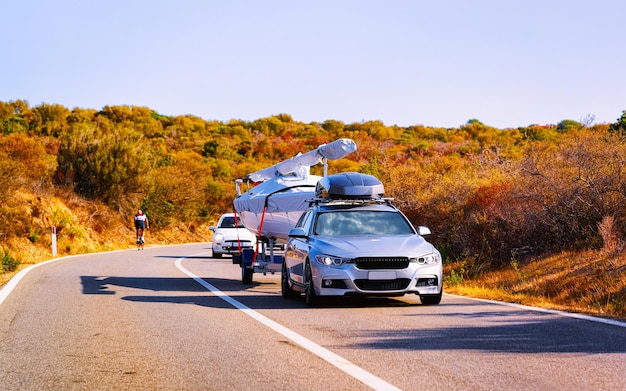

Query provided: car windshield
[219,217,246,229]
[314,211,414,236]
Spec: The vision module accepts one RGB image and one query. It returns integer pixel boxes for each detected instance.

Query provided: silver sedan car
[282,197,443,307]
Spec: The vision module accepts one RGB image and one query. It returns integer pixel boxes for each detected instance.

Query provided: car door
[285,209,314,286]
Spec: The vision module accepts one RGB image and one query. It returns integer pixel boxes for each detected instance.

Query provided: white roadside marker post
[51,226,57,257]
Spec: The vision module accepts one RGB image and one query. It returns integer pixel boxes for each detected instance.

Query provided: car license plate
[368,271,396,280]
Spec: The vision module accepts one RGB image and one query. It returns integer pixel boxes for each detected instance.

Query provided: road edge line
[445,293,626,328]
[175,254,402,391]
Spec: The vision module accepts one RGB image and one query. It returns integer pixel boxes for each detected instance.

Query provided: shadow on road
[347,312,626,354]
[80,274,416,308]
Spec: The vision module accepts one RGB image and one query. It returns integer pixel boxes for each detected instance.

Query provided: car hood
[311,235,437,257]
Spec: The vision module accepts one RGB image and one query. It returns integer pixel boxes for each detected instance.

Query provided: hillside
[2,100,626,319]
[0,188,213,286]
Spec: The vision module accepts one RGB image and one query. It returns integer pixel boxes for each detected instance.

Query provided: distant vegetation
[2,100,626,316]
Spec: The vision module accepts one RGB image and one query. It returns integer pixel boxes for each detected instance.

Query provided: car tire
[281,262,298,299]
[420,291,442,305]
[212,251,222,259]
[304,261,319,307]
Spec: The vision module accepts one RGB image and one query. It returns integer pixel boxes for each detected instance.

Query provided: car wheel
[212,251,222,258]
[242,266,253,284]
[420,291,442,305]
[304,261,319,307]
[281,261,298,299]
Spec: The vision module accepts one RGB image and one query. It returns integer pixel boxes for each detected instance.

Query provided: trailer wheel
[242,266,253,284]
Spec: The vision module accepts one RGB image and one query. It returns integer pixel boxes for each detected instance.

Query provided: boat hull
[234,175,320,242]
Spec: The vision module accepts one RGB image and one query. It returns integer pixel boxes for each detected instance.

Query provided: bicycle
[136,228,145,250]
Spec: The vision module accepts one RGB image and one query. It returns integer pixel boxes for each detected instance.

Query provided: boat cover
[234,174,319,241]
[246,138,356,182]
[233,138,358,241]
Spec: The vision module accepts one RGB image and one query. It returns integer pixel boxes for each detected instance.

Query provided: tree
[0,100,31,134]
[56,122,153,207]
[202,140,219,158]
[0,133,57,190]
[142,150,215,228]
[557,119,582,131]
[28,103,70,136]
[580,113,595,127]
[609,110,626,138]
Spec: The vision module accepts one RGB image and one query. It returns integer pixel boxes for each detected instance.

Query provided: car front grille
[225,240,253,245]
[224,241,253,250]
[354,257,409,270]
[354,278,411,291]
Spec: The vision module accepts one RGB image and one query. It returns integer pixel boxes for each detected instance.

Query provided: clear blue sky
[2,0,624,128]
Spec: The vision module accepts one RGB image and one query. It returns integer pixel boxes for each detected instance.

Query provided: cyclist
[134,209,150,244]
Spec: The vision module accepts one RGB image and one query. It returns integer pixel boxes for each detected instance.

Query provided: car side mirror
[209,226,216,232]
[417,226,431,236]
[288,227,308,238]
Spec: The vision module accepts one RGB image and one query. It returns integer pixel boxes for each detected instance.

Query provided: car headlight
[315,254,346,266]
[410,253,441,264]
[213,233,224,244]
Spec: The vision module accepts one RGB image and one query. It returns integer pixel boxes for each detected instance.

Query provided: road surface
[1,243,625,390]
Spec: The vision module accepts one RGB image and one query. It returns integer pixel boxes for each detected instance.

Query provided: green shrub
[445,268,465,286]
[1,249,20,273]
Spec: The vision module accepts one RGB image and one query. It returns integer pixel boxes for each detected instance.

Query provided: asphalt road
[1,243,625,391]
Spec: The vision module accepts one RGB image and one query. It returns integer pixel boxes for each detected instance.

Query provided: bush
[1,249,20,273]
[444,268,465,286]
[598,215,624,254]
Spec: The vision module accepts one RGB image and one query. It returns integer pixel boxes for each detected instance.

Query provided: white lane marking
[175,255,402,391]
[0,258,59,305]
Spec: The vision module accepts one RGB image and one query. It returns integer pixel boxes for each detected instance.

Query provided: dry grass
[445,249,626,320]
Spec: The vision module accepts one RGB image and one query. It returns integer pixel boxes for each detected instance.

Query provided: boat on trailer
[233,138,357,243]
[232,138,357,283]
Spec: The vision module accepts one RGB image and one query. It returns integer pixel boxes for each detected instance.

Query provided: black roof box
[316,172,385,199]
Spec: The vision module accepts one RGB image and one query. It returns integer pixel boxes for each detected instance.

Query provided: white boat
[233,138,357,242]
